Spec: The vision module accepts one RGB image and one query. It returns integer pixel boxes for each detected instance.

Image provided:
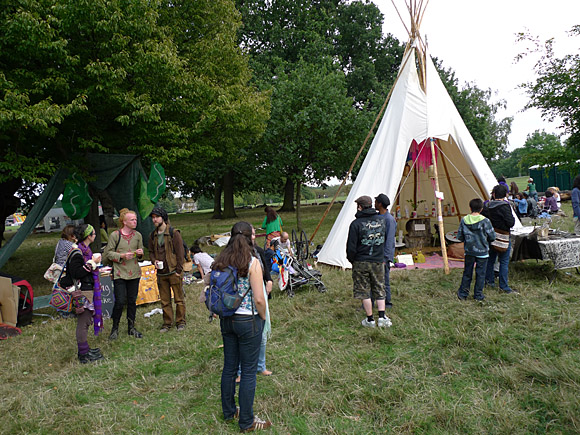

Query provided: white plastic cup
[156,261,164,269]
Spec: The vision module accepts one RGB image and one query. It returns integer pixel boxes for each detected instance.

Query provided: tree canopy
[518,26,580,154]
[0,0,268,230]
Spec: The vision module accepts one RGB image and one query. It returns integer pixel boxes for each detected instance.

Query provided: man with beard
[149,207,186,332]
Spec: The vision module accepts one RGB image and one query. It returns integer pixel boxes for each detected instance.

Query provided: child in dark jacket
[457,198,496,301]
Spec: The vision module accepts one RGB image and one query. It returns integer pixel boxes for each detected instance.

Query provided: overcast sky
[373,0,580,151]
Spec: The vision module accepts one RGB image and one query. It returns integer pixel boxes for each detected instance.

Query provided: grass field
[1,202,579,434]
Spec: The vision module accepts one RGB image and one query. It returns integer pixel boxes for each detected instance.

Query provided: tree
[518,26,580,153]
[0,0,268,242]
[437,63,512,160]
[519,130,574,171]
[234,0,405,222]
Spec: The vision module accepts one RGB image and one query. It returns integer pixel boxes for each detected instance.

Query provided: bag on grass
[491,228,510,253]
[205,266,249,317]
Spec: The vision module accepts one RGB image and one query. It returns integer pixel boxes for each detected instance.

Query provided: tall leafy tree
[437,63,512,160]
[234,0,405,218]
[518,26,580,154]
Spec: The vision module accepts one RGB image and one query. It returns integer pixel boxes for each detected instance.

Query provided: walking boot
[89,348,103,358]
[128,320,143,339]
[109,319,120,341]
[78,351,104,364]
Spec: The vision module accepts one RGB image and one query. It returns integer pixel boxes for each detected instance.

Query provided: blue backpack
[205,266,251,317]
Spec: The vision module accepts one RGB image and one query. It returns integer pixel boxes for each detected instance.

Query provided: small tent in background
[317,1,518,270]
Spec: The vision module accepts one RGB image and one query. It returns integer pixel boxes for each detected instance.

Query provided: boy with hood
[457,198,495,301]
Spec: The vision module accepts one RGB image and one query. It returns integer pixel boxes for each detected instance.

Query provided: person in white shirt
[190,245,214,279]
[271,231,293,255]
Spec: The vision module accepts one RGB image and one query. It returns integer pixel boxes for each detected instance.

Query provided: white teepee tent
[317,2,517,269]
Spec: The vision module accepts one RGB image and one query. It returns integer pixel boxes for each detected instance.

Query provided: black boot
[109,319,120,341]
[89,348,103,358]
[128,320,143,339]
[78,351,104,364]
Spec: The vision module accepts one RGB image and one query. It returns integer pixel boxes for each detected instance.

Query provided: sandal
[240,416,272,432]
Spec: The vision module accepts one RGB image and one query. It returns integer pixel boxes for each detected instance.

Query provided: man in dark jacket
[482,185,517,293]
[149,206,186,332]
[346,196,391,328]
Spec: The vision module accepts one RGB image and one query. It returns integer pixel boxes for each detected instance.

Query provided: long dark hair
[573,175,580,190]
[510,181,519,195]
[264,206,278,224]
[212,221,254,277]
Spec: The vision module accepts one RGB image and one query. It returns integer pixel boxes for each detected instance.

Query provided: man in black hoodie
[482,184,517,293]
[347,196,391,328]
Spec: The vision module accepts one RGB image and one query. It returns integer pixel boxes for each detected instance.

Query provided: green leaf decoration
[62,173,92,219]
[135,173,155,219]
[147,161,166,204]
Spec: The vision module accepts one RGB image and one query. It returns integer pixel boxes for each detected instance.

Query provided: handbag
[491,228,510,253]
[48,251,81,312]
[44,261,63,283]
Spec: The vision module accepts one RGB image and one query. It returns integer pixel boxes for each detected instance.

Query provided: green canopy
[0,154,157,270]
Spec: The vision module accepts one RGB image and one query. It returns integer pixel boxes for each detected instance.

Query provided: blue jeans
[458,255,488,300]
[220,314,264,430]
[485,241,512,291]
[384,263,392,306]
[238,332,268,375]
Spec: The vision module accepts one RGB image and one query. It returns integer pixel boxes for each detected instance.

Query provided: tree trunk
[279,177,295,212]
[212,177,223,219]
[295,181,302,232]
[87,186,101,252]
[222,169,237,219]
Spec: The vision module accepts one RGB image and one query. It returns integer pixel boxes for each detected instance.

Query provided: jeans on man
[458,255,488,300]
[112,278,140,324]
[485,241,512,291]
[220,314,264,431]
[384,262,392,307]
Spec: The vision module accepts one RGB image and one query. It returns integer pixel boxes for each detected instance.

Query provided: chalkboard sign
[100,274,115,319]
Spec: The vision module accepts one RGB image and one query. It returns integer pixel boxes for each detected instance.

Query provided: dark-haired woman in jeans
[213,221,271,432]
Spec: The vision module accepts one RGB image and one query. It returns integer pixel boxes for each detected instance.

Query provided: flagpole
[430,138,449,274]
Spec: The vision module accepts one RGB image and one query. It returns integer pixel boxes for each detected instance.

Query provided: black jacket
[346,208,386,264]
[59,250,94,291]
[482,200,515,232]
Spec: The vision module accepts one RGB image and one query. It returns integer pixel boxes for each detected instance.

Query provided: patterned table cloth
[537,237,580,270]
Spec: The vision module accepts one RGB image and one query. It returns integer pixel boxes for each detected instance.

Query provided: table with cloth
[510,226,580,283]
[99,263,161,318]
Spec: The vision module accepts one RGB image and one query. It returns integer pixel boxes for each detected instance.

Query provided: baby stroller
[270,230,326,297]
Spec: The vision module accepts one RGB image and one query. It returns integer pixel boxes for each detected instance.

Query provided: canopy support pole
[430,138,449,274]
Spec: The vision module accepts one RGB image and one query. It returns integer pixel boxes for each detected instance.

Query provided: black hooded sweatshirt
[346,208,386,264]
[482,199,515,232]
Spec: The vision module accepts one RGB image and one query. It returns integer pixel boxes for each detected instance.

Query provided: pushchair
[269,230,326,297]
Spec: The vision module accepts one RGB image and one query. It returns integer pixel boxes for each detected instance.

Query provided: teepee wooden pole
[430,138,449,274]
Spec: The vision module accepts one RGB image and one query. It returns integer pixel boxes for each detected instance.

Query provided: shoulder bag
[490,228,510,253]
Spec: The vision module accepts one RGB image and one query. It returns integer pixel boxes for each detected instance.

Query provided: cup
[93,253,102,264]
[156,261,164,269]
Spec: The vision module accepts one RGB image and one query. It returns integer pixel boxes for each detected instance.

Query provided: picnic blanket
[393,253,464,270]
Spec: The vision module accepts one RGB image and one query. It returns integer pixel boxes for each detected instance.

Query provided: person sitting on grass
[190,244,214,280]
[542,189,558,214]
[457,198,495,301]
